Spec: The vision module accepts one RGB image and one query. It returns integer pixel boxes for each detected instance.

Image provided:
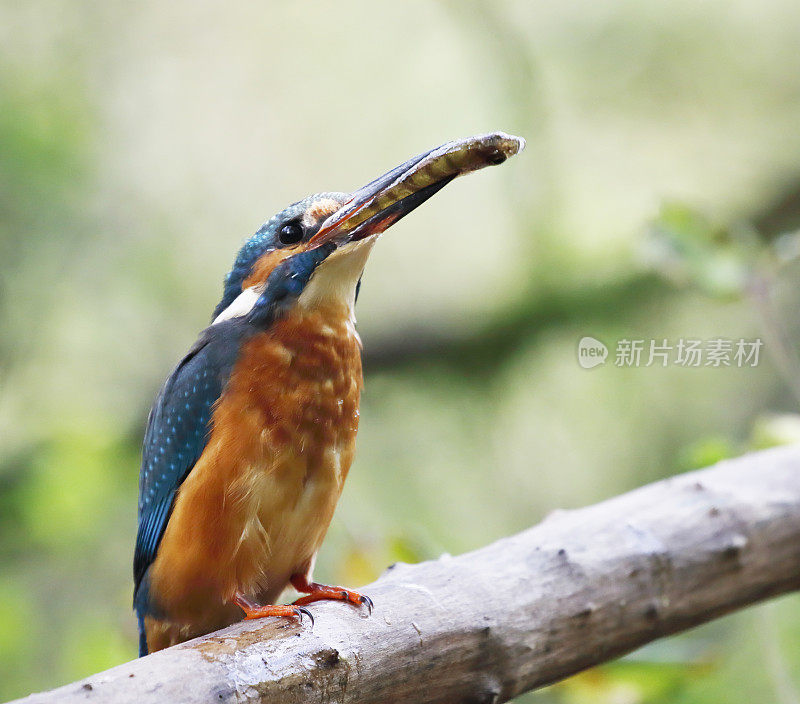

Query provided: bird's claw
[360,594,374,615]
[295,606,314,627]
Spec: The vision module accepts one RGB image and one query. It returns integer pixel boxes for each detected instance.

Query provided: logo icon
[578,336,608,369]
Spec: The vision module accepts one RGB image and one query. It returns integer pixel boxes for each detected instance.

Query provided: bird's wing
[133,320,248,597]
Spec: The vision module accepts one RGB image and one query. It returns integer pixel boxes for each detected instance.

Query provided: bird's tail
[137,611,148,657]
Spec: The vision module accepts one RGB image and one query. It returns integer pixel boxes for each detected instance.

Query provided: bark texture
[11,445,800,704]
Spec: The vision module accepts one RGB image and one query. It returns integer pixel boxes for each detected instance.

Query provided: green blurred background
[2,1,800,701]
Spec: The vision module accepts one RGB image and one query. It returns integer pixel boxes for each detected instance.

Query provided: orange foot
[290,574,373,614]
[234,593,314,626]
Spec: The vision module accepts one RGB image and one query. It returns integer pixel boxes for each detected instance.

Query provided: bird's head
[212,132,525,327]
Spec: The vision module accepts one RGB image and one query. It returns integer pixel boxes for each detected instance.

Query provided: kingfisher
[133,132,525,655]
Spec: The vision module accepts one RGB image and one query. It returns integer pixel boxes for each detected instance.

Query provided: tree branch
[11,445,800,704]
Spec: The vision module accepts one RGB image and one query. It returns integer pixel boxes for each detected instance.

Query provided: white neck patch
[212,286,261,325]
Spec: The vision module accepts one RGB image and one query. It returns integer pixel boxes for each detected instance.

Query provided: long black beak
[309,132,525,247]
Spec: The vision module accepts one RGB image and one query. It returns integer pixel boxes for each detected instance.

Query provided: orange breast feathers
[147,303,363,628]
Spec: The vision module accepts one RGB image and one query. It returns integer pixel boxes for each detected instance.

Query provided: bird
[133,132,525,655]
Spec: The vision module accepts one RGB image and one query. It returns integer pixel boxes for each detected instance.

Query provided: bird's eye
[278,221,304,245]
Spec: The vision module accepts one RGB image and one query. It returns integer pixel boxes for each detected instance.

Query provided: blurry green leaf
[750,413,800,449]
[644,203,759,300]
[0,578,38,700]
[340,545,381,586]
[677,436,738,472]
[0,578,36,663]
[18,430,126,550]
[558,660,712,704]
[0,78,90,207]
[61,615,132,684]
[387,534,428,565]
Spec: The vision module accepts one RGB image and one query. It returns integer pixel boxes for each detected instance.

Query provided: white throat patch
[297,237,377,316]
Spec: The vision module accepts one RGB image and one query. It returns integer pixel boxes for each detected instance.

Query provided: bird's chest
[217,307,363,584]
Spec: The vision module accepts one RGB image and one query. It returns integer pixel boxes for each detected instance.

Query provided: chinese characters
[613,338,762,368]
